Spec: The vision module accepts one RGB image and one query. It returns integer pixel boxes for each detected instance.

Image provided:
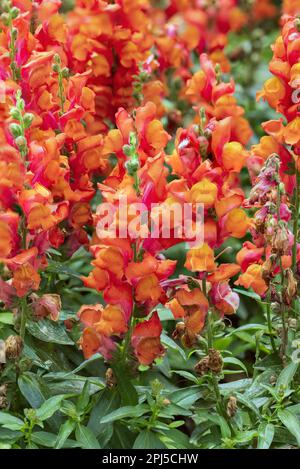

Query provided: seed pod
[105,368,117,389]
[5,335,23,360]
[194,356,210,376]
[172,321,185,340]
[0,396,8,409]
[208,348,223,374]
[226,396,238,418]
[284,269,298,304]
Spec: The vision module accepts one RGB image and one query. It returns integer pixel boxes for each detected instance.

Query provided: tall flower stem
[266,292,277,354]
[292,167,300,273]
[202,278,233,432]
[19,296,28,340]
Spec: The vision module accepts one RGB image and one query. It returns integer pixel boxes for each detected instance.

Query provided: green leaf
[36,395,67,421]
[276,362,299,390]
[278,409,300,446]
[235,393,261,419]
[169,387,202,408]
[0,412,24,431]
[55,419,76,449]
[100,405,148,424]
[26,319,73,345]
[160,428,192,449]
[233,288,262,302]
[18,372,45,408]
[257,423,274,449]
[60,354,103,377]
[133,430,165,449]
[171,370,199,384]
[226,323,267,337]
[113,365,138,406]
[31,431,79,448]
[0,312,14,325]
[88,389,119,446]
[223,357,248,375]
[161,333,186,361]
[46,260,82,279]
[75,424,100,449]
[76,381,90,413]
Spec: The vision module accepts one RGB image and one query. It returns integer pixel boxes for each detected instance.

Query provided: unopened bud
[9,122,22,138]
[23,113,34,129]
[15,135,27,148]
[61,67,69,78]
[11,27,18,41]
[11,7,20,19]
[9,106,21,120]
[123,144,132,157]
[54,54,61,65]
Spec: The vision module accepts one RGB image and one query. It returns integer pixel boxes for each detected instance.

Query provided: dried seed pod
[0,384,7,396]
[208,348,223,374]
[105,368,117,389]
[194,356,210,376]
[162,399,171,406]
[5,336,23,360]
[272,224,289,255]
[284,269,298,304]
[226,396,238,418]
[181,331,197,348]
[172,322,185,340]
[0,395,8,409]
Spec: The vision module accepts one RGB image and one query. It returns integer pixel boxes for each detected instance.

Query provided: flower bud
[54,54,61,65]
[11,7,20,19]
[1,13,9,25]
[23,113,34,129]
[129,132,138,147]
[9,106,21,120]
[122,144,132,157]
[125,158,139,175]
[15,136,27,148]
[9,123,22,138]
[11,27,18,41]
[61,67,69,78]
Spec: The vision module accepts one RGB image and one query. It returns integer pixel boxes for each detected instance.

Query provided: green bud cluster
[123,132,141,195]
[9,90,32,158]
[52,54,69,115]
[1,0,21,81]
[132,62,151,105]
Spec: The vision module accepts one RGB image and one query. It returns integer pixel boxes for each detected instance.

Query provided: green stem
[266,292,277,354]
[292,167,300,273]
[20,296,28,340]
[202,278,234,433]
[276,183,288,364]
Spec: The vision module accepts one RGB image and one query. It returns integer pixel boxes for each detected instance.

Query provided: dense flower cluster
[0,0,298,373]
[238,13,300,296]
